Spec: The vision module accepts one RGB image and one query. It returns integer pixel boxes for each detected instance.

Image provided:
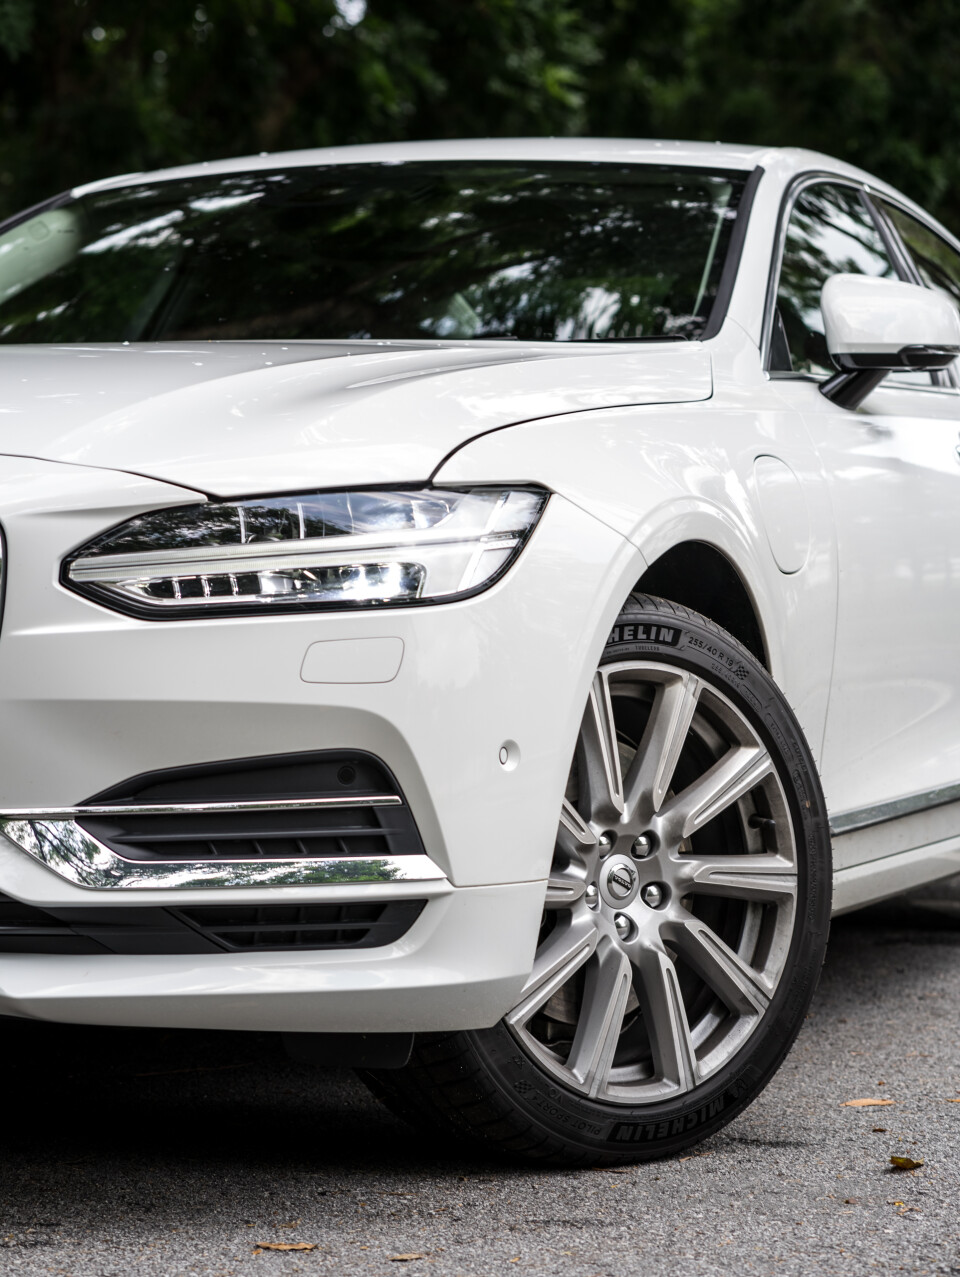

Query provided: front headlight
[62,486,548,619]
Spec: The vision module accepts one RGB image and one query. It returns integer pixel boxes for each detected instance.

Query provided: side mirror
[820,274,960,409]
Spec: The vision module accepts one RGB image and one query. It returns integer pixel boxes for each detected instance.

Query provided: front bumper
[0,880,546,1031]
[0,454,641,1030]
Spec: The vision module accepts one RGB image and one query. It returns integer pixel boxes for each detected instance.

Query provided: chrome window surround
[760,170,960,390]
[0,795,447,890]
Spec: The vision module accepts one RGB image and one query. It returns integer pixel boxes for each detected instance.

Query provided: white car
[1,138,958,1166]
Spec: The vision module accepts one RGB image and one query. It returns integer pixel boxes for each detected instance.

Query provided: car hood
[0,341,712,496]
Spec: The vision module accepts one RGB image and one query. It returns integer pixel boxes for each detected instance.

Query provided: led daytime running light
[63,486,547,618]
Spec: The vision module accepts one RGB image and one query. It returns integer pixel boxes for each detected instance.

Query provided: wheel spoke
[506,914,597,1029]
[633,942,699,1093]
[578,670,624,820]
[556,797,597,858]
[547,800,594,907]
[665,915,771,1016]
[565,935,633,1098]
[660,743,773,840]
[545,861,588,909]
[685,852,798,902]
[622,671,701,817]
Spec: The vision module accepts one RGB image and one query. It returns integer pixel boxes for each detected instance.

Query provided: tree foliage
[2,0,960,233]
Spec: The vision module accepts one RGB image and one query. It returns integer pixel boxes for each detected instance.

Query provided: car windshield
[0,161,748,344]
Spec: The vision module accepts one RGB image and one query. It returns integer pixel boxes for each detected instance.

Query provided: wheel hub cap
[601,857,639,905]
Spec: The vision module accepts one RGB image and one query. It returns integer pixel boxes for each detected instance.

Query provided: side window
[772,183,897,376]
[880,201,960,316]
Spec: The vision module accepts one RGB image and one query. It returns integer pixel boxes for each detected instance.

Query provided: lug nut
[614,913,632,941]
[598,831,616,856]
[641,883,663,909]
[631,833,655,859]
[585,883,600,909]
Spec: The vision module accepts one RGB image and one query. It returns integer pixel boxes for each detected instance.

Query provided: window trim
[700,164,765,341]
[870,192,960,267]
[864,194,952,389]
[870,194,960,389]
[761,171,908,376]
[0,191,72,239]
[862,191,920,283]
[763,171,960,394]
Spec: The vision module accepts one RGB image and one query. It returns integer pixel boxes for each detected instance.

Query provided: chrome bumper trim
[0,816,446,892]
[0,794,402,821]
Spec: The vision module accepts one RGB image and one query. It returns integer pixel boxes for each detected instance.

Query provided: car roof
[71,137,879,195]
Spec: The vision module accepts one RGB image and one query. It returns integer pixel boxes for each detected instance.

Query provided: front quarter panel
[434,359,838,767]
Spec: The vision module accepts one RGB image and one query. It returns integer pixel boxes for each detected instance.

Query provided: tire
[363,594,832,1165]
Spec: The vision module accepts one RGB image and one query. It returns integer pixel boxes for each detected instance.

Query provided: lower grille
[0,893,103,954]
[0,892,426,955]
[171,901,423,950]
[75,749,424,863]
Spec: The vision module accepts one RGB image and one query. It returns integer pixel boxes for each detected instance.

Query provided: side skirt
[831,794,960,915]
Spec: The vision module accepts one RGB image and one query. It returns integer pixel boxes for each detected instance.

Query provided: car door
[765,178,960,835]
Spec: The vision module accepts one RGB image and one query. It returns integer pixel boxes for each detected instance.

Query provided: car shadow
[0,892,957,1212]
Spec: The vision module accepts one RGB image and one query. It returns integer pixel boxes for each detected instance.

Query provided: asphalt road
[1,893,958,1277]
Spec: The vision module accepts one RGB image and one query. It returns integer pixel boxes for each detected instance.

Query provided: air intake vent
[76,750,424,863]
[172,900,426,950]
[0,892,426,954]
[0,892,104,954]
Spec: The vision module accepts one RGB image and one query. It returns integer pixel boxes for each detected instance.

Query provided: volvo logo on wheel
[606,861,638,901]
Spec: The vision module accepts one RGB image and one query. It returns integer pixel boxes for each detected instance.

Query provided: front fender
[433,398,837,766]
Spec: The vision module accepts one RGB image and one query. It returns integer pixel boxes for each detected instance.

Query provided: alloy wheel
[507,660,799,1104]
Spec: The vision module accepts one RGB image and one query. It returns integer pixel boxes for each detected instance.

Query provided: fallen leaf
[843,1198,860,1205]
[842,1098,895,1108]
[945,1098,960,1103]
[254,1242,317,1252]
[897,1206,922,1216]
[889,1156,924,1172]
[390,1255,426,1263]
[872,1127,887,1133]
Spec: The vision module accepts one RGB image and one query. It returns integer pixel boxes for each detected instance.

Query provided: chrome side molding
[0,809,446,892]
[830,780,960,836]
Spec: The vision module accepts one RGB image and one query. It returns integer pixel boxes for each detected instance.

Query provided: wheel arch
[635,540,768,669]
